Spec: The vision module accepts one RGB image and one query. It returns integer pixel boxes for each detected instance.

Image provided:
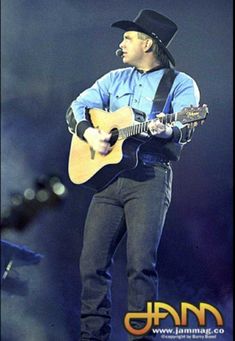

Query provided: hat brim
[111,20,175,66]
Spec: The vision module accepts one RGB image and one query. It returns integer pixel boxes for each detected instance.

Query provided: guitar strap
[154,68,195,143]
[153,68,178,113]
[139,68,184,161]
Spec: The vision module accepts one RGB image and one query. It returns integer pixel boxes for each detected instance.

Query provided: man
[66,9,200,341]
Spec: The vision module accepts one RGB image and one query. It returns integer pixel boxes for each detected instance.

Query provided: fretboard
[118,112,177,139]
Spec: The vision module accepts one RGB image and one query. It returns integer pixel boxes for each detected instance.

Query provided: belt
[138,152,170,166]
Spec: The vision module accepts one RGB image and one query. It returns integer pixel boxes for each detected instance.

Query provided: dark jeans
[79,161,173,341]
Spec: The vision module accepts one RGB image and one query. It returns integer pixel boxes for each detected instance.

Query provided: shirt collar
[135,65,168,74]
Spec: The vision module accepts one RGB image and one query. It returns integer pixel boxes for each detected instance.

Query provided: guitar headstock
[177,104,209,125]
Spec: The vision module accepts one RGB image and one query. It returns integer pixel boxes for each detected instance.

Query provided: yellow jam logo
[124,302,224,336]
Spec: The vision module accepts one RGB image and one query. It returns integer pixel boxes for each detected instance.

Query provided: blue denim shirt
[67,67,200,160]
[70,67,200,125]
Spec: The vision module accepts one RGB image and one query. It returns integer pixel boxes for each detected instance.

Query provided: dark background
[1,1,233,340]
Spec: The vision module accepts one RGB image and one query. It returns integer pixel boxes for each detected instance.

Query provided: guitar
[68,105,208,191]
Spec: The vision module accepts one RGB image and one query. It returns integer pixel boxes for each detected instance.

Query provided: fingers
[148,113,173,138]
[99,144,112,155]
[148,119,166,135]
[156,112,166,120]
[99,130,111,142]
[89,129,111,155]
[148,112,166,135]
[97,131,111,154]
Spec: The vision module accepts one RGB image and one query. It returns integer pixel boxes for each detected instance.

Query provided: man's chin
[122,56,131,65]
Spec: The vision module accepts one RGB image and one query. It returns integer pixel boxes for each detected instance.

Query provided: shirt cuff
[76,120,92,140]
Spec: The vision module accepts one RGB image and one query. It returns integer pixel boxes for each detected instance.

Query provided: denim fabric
[79,161,173,341]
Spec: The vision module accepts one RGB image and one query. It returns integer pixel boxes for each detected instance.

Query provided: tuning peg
[202,104,209,113]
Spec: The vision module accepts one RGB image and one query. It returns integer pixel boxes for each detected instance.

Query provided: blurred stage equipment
[1,174,68,287]
[1,174,68,231]
[1,239,44,281]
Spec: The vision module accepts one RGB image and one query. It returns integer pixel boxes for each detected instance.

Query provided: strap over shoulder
[153,68,178,113]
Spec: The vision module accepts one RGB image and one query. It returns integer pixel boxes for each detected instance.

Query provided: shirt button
[134,99,138,103]
[139,84,142,87]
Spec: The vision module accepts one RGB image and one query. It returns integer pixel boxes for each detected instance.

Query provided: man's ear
[144,39,154,53]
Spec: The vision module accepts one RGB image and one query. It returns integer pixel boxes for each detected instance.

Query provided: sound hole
[109,128,119,146]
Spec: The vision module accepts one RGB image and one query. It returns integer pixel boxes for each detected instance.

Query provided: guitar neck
[118,112,177,139]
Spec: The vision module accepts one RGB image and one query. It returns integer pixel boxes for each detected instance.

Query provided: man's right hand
[83,127,112,155]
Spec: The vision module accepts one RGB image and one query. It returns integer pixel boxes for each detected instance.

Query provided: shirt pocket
[109,86,133,111]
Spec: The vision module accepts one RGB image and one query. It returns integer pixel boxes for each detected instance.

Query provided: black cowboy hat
[111,9,177,66]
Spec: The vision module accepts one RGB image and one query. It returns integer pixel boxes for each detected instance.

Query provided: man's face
[119,31,147,67]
